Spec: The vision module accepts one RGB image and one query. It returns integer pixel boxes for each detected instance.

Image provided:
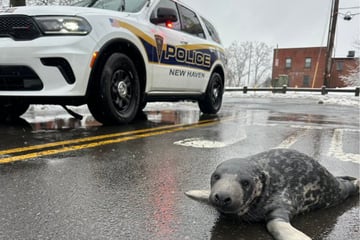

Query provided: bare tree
[252,42,272,87]
[30,0,56,5]
[340,40,360,87]
[340,59,360,86]
[25,0,80,5]
[58,0,77,5]
[225,41,251,87]
[225,41,272,87]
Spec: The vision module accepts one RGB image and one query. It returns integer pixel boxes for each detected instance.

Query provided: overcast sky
[0,0,358,57]
[182,0,360,57]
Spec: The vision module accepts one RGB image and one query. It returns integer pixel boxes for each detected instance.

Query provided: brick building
[272,47,358,88]
[330,57,359,87]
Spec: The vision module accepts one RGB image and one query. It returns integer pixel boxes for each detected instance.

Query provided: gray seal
[185,149,359,240]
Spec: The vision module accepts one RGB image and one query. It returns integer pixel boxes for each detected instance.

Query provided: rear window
[201,17,221,44]
[177,4,205,39]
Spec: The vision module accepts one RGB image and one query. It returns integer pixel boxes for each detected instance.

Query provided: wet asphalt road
[0,94,359,240]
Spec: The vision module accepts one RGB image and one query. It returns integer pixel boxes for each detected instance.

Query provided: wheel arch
[211,64,225,90]
[86,38,147,102]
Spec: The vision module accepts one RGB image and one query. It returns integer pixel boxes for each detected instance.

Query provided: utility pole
[324,0,339,87]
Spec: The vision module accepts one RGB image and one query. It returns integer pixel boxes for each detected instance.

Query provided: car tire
[139,100,147,111]
[88,53,140,125]
[198,72,224,114]
[0,103,30,121]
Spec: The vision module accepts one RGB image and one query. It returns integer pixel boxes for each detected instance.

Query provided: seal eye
[213,174,220,181]
[241,180,250,188]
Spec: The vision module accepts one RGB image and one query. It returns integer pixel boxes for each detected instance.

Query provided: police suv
[0,0,226,124]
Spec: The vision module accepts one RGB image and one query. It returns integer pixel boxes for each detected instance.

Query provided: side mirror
[151,7,178,24]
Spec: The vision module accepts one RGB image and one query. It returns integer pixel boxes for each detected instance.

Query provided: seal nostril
[213,193,232,206]
[214,194,220,202]
[224,197,232,206]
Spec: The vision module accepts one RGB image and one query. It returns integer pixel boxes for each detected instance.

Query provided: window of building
[336,61,344,71]
[303,75,310,87]
[285,58,292,69]
[305,58,312,68]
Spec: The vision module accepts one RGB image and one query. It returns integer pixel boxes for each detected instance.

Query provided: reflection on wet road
[0,97,359,240]
[0,117,228,164]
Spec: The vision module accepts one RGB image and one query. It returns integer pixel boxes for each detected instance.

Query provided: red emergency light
[165,20,173,29]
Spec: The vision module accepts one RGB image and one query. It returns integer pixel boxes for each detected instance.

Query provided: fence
[225,85,360,97]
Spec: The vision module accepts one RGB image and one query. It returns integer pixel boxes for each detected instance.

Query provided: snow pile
[225,91,360,107]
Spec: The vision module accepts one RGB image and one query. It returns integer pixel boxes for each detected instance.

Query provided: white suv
[0,0,226,124]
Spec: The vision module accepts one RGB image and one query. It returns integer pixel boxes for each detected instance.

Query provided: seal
[185,149,359,240]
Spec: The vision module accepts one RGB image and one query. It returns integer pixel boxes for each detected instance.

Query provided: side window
[150,0,181,30]
[177,4,205,39]
[201,17,221,44]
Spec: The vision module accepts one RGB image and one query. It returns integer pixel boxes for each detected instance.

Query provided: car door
[175,2,212,91]
[149,0,214,93]
[149,0,189,92]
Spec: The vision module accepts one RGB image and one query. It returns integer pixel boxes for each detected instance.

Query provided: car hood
[0,6,131,18]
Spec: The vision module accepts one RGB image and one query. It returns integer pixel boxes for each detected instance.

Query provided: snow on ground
[24,90,359,119]
[224,90,360,107]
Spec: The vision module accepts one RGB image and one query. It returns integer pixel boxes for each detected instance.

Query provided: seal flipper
[336,176,360,198]
[185,190,211,203]
[266,218,312,240]
[266,208,312,240]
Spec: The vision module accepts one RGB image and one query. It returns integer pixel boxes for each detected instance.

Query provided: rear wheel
[198,72,224,114]
[88,53,140,125]
[0,103,29,121]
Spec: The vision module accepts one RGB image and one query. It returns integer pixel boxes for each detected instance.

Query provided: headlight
[34,16,92,35]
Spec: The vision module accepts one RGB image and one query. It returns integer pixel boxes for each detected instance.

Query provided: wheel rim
[110,69,134,113]
[211,76,222,106]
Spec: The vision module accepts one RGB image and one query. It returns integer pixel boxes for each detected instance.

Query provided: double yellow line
[0,118,228,164]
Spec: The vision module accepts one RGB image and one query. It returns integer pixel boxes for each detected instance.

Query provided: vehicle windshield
[72,0,148,13]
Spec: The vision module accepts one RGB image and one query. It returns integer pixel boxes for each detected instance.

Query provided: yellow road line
[0,119,217,155]
[0,118,231,164]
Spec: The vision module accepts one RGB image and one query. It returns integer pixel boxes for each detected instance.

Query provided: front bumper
[0,35,96,97]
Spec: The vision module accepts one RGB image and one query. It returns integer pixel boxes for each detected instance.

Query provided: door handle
[180,41,188,45]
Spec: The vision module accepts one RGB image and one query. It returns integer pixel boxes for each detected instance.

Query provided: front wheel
[198,72,224,114]
[88,53,141,125]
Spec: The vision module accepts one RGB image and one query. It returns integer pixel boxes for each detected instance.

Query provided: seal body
[212,148,358,221]
[186,149,359,240]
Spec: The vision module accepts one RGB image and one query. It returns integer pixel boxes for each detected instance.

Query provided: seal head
[209,159,265,215]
